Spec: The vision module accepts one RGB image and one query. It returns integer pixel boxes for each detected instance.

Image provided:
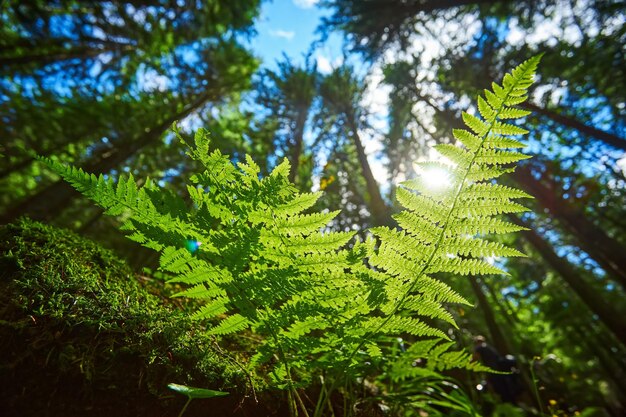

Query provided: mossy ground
[0,218,279,416]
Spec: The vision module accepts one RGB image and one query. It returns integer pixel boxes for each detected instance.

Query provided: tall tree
[512,165,626,290]
[321,0,510,57]
[256,57,318,185]
[0,3,260,225]
[316,66,390,226]
[468,276,511,355]
[1,0,260,88]
[380,55,626,292]
[318,2,626,412]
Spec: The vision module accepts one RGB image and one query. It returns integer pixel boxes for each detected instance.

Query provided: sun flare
[422,168,451,189]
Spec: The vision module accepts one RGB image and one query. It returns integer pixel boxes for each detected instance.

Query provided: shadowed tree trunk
[469,276,512,355]
[521,102,626,151]
[288,109,307,184]
[483,277,519,327]
[0,136,86,180]
[512,166,626,291]
[0,45,122,68]
[0,155,44,180]
[256,60,317,186]
[511,215,626,347]
[346,113,390,226]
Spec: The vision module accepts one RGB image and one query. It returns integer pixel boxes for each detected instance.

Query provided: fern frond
[207,313,251,335]
[360,55,541,368]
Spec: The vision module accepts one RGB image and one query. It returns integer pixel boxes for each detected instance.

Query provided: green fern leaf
[359,55,540,375]
[207,314,250,335]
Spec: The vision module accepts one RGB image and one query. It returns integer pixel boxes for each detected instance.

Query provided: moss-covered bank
[0,219,273,416]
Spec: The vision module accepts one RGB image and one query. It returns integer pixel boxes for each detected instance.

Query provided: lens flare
[185,240,202,253]
[422,168,451,189]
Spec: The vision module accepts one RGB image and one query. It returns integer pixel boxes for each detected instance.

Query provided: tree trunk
[483,277,519,327]
[469,276,512,355]
[288,109,307,184]
[511,215,626,347]
[0,139,80,180]
[521,102,626,151]
[0,93,210,224]
[346,113,390,226]
[512,166,626,290]
[0,156,39,180]
[0,40,135,68]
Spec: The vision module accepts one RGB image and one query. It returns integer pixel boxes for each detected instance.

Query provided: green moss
[0,218,259,416]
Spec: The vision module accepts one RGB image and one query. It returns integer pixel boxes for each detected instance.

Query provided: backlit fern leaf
[389,340,491,383]
[40,128,367,386]
[360,55,540,361]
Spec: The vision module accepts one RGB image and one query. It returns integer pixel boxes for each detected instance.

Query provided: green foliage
[168,383,230,399]
[0,1,261,228]
[0,0,261,86]
[40,129,368,387]
[168,383,229,417]
[39,57,540,414]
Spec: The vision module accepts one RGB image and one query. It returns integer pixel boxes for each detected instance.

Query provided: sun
[422,167,451,189]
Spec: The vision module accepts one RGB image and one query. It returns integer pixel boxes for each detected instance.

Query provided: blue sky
[247,0,344,71]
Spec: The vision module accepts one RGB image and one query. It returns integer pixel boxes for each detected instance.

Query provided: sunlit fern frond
[360,55,541,359]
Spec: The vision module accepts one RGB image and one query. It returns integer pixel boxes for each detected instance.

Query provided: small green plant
[40,55,540,416]
[168,383,229,417]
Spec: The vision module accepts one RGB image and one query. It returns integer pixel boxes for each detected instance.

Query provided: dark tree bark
[469,276,512,355]
[512,166,626,291]
[288,109,307,184]
[483,277,519,327]
[0,156,39,180]
[1,47,102,67]
[346,113,390,226]
[0,40,135,68]
[521,102,626,151]
[0,138,80,180]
